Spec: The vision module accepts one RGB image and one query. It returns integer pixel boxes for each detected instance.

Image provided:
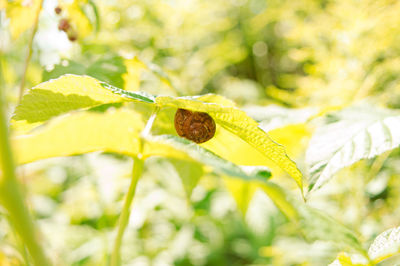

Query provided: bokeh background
[1,0,400,265]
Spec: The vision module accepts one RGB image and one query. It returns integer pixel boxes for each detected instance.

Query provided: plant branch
[0,69,50,265]
[18,0,44,102]
[110,106,159,265]
[110,156,144,266]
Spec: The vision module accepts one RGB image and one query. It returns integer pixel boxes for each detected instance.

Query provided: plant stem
[110,106,159,265]
[0,70,50,265]
[110,157,144,266]
[18,0,44,102]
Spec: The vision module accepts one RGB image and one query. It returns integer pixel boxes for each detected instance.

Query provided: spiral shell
[174,108,216,143]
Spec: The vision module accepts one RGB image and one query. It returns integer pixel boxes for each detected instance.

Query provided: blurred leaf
[59,0,92,38]
[13,108,144,165]
[86,56,126,88]
[329,253,367,266]
[42,61,87,82]
[244,104,318,132]
[123,57,147,91]
[223,177,258,215]
[298,204,365,254]
[369,226,400,263]
[268,123,312,159]
[43,57,128,88]
[4,0,41,39]
[155,96,303,193]
[87,0,100,32]
[306,103,400,191]
[169,158,204,197]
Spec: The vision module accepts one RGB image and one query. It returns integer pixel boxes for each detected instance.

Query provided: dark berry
[55,6,62,14]
[58,18,70,32]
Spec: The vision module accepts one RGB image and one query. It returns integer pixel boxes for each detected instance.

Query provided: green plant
[2,0,400,265]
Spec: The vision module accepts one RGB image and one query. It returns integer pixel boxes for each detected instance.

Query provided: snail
[174,108,216,143]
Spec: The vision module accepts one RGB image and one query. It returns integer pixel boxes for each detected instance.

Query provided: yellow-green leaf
[13,108,144,165]
[223,177,259,215]
[155,96,303,192]
[4,0,41,39]
[12,75,154,133]
[59,0,92,38]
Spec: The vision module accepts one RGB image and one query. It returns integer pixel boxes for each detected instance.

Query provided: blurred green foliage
[1,0,400,265]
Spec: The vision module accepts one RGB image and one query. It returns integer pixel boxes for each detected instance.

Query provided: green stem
[110,106,159,265]
[110,157,144,266]
[0,69,50,265]
[18,0,44,102]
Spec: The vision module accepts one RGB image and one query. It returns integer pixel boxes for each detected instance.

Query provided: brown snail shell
[174,108,216,143]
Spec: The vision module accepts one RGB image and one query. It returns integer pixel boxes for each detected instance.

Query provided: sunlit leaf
[223,177,258,215]
[306,103,400,191]
[42,61,86,82]
[0,0,6,10]
[86,56,126,88]
[143,135,299,219]
[13,108,144,165]
[329,253,368,266]
[268,123,312,159]
[368,226,400,263]
[169,158,204,197]
[298,204,365,254]
[244,104,318,132]
[43,56,127,88]
[144,135,271,182]
[4,0,41,39]
[155,96,303,192]
[13,75,154,133]
[59,0,93,38]
[123,57,148,92]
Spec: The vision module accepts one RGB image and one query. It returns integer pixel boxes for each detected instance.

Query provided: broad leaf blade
[4,0,41,39]
[155,96,303,191]
[298,205,365,254]
[13,108,144,165]
[306,103,400,191]
[144,135,269,182]
[223,177,258,215]
[14,75,123,124]
[144,135,298,219]
[169,158,204,197]
[368,226,400,263]
[244,104,318,132]
[13,75,155,132]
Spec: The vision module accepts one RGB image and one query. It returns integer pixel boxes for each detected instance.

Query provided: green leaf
[144,135,298,219]
[42,61,86,82]
[155,96,303,192]
[329,226,400,265]
[368,226,400,263]
[99,82,155,103]
[244,104,318,132]
[144,135,271,182]
[4,0,41,39]
[13,108,144,165]
[298,204,365,254]
[306,103,400,191]
[13,75,155,133]
[43,57,127,89]
[86,56,126,88]
[169,158,204,197]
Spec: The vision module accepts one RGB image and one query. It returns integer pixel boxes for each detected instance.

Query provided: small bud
[58,18,70,32]
[54,6,62,14]
[68,33,78,42]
